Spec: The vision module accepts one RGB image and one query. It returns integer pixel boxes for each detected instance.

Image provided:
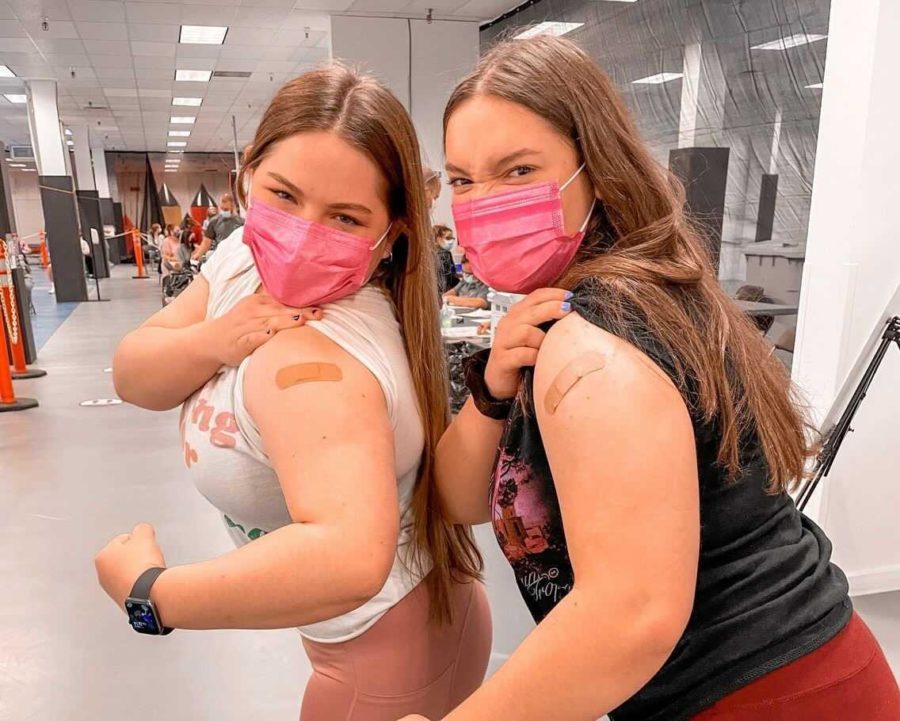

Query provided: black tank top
[488,286,851,720]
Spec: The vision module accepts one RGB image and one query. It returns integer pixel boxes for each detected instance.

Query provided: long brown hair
[445,36,813,492]
[238,65,482,619]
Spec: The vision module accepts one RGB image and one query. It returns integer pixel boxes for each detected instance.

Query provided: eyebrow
[267,171,373,215]
[446,148,542,177]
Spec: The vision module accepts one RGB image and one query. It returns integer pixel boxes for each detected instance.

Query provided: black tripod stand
[796,315,900,511]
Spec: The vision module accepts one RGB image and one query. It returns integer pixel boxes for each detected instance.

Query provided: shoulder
[243,324,387,419]
[535,312,684,422]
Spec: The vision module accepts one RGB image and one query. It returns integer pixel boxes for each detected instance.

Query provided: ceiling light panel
[0,65,15,78]
[170,116,196,124]
[179,25,228,45]
[515,22,584,40]
[168,130,190,137]
[175,69,212,82]
[3,94,27,104]
[173,97,202,106]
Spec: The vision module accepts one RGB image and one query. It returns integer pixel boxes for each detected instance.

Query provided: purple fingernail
[292,315,301,321]
[565,291,574,300]
[561,302,571,312]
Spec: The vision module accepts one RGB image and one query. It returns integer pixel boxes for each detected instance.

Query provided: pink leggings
[300,580,492,721]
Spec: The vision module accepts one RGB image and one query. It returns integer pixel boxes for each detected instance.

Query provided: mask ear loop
[370,222,392,251]
[560,162,587,191]
[559,163,595,233]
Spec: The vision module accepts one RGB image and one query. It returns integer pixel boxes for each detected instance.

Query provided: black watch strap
[130,567,173,635]
[131,567,167,600]
[464,349,514,421]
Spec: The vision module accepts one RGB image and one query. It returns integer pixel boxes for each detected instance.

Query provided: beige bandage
[544,352,608,415]
[275,362,343,389]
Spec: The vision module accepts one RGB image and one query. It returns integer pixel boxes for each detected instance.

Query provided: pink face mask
[242,198,390,308]
[452,164,594,293]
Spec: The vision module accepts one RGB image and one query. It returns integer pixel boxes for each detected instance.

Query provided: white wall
[793,0,900,598]
[330,16,479,231]
[9,171,45,240]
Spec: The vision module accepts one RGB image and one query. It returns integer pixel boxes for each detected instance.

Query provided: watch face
[126,599,162,635]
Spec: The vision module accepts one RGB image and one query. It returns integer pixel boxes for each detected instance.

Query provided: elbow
[632,601,692,665]
[338,537,396,609]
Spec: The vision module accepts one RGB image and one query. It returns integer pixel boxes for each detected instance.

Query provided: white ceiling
[0,0,516,156]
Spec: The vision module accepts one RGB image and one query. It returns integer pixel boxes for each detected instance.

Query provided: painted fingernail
[292,315,301,321]
[561,302,571,312]
[266,329,272,335]
[564,291,574,300]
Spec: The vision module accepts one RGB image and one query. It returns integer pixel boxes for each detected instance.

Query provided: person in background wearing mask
[433,224,458,294]
[194,194,244,260]
[443,255,488,310]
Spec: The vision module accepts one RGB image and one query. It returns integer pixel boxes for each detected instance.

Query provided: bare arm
[443,314,700,721]
[447,295,489,310]
[113,277,222,411]
[113,276,316,411]
[435,398,505,525]
[435,289,572,525]
[151,327,399,629]
[192,235,212,260]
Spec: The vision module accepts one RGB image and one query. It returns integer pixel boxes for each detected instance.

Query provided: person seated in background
[193,194,244,260]
[443,255,489,310]
[434,224,458,294]
[150,223,165,249]
[161,228,191,277]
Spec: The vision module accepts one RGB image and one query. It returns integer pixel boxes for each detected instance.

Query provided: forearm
[192,237,211,259]
[151,523,387,630]
[449,296,488,309]
[435,398,504,524]
[444,588,680,721]
[113,322,222,411]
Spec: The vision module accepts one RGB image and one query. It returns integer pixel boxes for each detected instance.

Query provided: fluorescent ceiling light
[9,163,25,167]
[168,141,187,147]
[168,130,190,137]
[170,116,195,124]
[175,69,212,82]
[0,65,15,78]
[64,128,72,135]
[3,94,27,104]
[179,25,228,45]
[21,168,35,172]
[173,97,202,107]
[632,72,684,85]
[751,33,827,51]
[806,82,824,89]
[66,140,74,146]
[515,22,584,40]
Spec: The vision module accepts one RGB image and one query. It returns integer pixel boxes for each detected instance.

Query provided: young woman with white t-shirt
[97,66,491,721]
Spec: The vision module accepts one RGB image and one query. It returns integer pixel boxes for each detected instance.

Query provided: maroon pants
[693,612,899,719]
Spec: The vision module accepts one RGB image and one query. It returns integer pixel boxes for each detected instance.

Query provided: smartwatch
[125,567,173,636]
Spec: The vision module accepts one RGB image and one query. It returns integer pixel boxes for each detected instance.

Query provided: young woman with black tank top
[405,36,899,721]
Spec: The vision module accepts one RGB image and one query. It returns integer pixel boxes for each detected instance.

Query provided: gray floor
[1,267,308,721]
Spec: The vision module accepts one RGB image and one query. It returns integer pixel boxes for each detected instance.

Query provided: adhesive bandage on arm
[544,352,608,415]
[275,362,343,390]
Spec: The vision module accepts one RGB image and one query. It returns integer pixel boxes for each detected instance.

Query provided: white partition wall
[793,0,900,596]
[330,16,479,231]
